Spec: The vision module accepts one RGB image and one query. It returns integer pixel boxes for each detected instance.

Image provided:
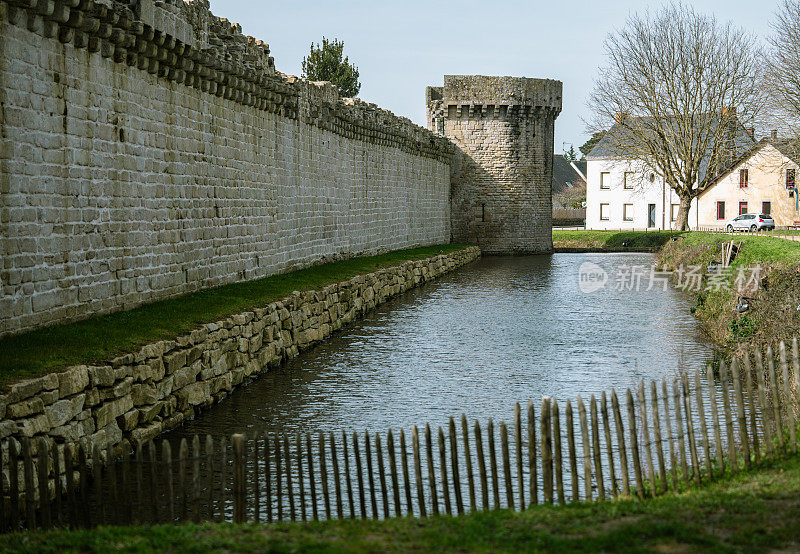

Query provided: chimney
[771,129,778,139]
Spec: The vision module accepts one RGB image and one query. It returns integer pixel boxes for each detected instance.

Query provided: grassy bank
[4,453,799,553]
[657,233,800,354]
[552,229,682,251]
[0,245,470,386]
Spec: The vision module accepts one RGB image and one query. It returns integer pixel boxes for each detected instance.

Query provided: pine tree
[302,37,361,98]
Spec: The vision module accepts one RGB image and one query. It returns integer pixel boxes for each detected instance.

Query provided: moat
[164,253,715,441]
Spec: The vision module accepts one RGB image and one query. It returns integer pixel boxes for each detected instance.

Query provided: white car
[725,213,775,232]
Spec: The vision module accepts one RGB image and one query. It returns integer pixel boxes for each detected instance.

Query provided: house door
[648,204,656,228]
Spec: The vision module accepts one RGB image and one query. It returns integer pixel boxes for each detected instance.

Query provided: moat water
[164,253,715,440]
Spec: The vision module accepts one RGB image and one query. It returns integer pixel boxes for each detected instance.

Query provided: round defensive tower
[427,75,562,254]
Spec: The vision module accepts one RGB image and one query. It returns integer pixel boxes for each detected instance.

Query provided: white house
[585,115,754,230]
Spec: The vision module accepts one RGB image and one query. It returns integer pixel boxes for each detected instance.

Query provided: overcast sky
[208,0,775,155]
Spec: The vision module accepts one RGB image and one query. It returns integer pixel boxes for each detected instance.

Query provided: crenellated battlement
[0,0,453,162]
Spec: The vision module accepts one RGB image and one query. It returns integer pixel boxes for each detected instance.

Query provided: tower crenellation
[428,75,563,254]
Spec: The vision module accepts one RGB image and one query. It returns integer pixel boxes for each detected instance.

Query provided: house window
[670,204,679,222]
[623,172,634,190]
[762,201,771,216]
[788,169,796,189]
[716,201,725,220]
[600,172,610,189]
[623,203,634,221]
[600,203,610,220]
[739,168,749,188]
[739,201,748,215]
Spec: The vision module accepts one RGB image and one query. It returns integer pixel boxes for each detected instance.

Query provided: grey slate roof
[552,155,586,194]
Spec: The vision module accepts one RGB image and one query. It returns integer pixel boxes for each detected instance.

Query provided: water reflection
[164,253,715,441]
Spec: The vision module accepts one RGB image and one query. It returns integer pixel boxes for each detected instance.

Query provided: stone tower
[427,75,562,254]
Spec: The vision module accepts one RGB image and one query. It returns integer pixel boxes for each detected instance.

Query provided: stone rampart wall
[0,247,480,495]
[0,0,455,337]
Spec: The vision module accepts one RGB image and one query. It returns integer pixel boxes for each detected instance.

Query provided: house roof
[552,155,586,194]
[586,114,755,185]
[698,137,800,196]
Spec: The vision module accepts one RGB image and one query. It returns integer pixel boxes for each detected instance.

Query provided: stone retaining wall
[0,247,480,493]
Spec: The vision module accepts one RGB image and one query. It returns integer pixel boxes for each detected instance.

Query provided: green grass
[0,245,470,387]
[4,454,800,553]
[552,229,683,250]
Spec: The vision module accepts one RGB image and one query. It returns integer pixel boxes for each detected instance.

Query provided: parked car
[725,213,775,232]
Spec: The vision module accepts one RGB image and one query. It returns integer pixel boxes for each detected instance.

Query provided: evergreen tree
[302,37,361,98]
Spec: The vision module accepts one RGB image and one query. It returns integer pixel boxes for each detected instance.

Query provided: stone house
[696,136,800,228]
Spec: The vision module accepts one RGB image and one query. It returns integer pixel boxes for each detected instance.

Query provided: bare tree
[588,2,765,230]
[766,0,800,136]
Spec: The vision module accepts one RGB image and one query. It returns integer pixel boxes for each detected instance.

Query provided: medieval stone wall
[427,75,562,254]
[0,0,454,337]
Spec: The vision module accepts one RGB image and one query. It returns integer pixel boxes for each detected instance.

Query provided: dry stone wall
[0,0,454,337]
[0,247,480,494]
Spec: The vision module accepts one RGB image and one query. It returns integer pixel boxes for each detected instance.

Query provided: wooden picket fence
[1,339,799,532]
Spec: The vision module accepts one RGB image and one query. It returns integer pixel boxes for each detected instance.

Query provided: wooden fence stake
[412,427,426,517]
[755,348,774,456]
[374,433,388,519]
[731,359,752,468]
[661,379,678,492]
[780,342,797,451]
[65,443,77,529]
[437,428,451,515]
[306,434,318,521]
[23,439,36,528]
[353,432,366,519]
[283,435,295,521]
[365,431,378,519]
[706,366,725,473]
[274,436,283,521]
[262,435,272,523]
[611,390,630,497]
[461,415,476,512]
[672,379,689,487]
[232,434,245,524]
[162,441,173,523]
[590,395,606,501]
[318,431,330,521]
[340,432,352,520]
[577,395,592,501]
[541,398,553,504]
[743,353,760,461]
[649,381,667,493]
[637,383,656,497]
[191,436,201,523]
[179,438,188,522]
[681,373,701,486]
[299,434,308,522]
[693,371,713,479]
[388,430,402,517]
[767,346,783,450]
[487,419,500,509]
[514,404,525,510]
[474,421,489,511]
[425,425,439,516]
[528,400,538,506]
[719,362,738,469]
[79,444,90,528]
[51,440,62,528]
[626,389,645,499]
[400,430,413,516]
[566,399,580,502]
[501,421,514,510]
[552,399,565,504]
[448,418,464,515]
[36,438,51,529]
[600,392,618,498]
[147,441,158,524]
[330,432,343,520]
